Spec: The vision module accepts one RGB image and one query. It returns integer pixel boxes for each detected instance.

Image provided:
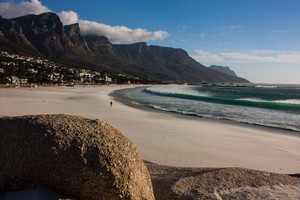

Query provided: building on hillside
[11,76,28,85]
[105,76,112,83]
[50,73,63,83]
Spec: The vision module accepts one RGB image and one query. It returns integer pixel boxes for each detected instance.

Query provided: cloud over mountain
[78,20,168,43]
[0,0,50,18]
[0,0,168,43]
[57,11,79,25]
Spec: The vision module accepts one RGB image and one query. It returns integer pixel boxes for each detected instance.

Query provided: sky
[0,0,300,84]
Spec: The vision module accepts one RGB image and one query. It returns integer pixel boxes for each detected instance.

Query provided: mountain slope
[0,12,249,83]
[209,65,238,77]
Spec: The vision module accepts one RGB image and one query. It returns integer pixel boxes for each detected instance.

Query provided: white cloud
[192,49,223,63]
[0,0,168,43]
[0,0,50,18]
[79,20,168,43]
[193,49,300,65]
[220,52,272,63]
[57,11,79,25]
[220,51,300,64]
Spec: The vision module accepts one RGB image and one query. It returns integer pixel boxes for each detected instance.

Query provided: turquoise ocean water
[112,84,300,132]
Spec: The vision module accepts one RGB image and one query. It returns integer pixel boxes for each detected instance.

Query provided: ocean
[112,84,300,132]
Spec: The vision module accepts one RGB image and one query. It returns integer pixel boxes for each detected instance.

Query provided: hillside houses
[0,51,115,85]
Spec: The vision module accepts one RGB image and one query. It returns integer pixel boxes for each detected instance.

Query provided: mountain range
[0,12,249,83]
[209,65,238,77]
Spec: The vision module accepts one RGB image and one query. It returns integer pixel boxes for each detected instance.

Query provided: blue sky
[1,0,300,83]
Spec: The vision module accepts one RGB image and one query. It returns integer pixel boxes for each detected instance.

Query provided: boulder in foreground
[0,114,154,200]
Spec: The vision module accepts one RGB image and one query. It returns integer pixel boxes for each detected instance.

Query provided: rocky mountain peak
[14,12,63,34]
[64,23,80,38]
[64,23,84,44]
[11,12,68,57]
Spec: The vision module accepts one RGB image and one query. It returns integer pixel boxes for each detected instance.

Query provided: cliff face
[64,23,90,52]
[12,12,70,57]
[0,12,249,83]
[83,35,115,56]
[0,15,39,55]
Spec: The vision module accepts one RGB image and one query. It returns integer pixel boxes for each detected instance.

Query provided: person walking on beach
[110,101,113,107]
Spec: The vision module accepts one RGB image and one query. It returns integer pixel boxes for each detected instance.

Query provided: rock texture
[146,161,300,200]
[13,13,69,58]
[0,114,154,200]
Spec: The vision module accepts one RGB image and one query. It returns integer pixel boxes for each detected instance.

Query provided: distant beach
[1,85,300,174]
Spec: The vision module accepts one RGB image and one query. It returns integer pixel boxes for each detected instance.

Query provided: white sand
[1,85,300,174]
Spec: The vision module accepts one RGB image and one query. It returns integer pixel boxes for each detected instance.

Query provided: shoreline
[1,85,300,174]
[110,86,300,137]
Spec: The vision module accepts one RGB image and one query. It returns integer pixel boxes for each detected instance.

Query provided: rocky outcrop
[64,23,90,52]
[146,161,300,200]
[13,12,70,57]
[0,114,154,200]
[83,35,115,56]
[0,15,39,55]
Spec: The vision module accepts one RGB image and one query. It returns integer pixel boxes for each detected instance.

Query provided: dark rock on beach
[0,114,154,200]
[146,161,300,200]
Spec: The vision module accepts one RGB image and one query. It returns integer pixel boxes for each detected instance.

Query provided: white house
[11,76,28,85]
[105,76,112,83]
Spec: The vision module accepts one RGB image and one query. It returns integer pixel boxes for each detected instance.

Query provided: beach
[1,85,300,174]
